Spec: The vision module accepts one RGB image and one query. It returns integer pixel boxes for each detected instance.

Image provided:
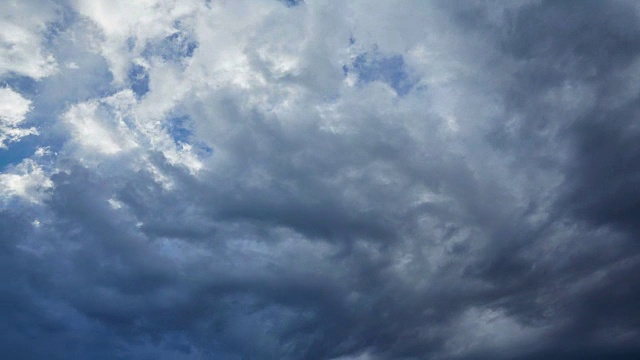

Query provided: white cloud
[0,87,37,148]
[0,1,59,79]
[62,96,136,156]
[71,0,201,83]
[108,198,124,209]
[0,158,53,203]
[61,88,203,182]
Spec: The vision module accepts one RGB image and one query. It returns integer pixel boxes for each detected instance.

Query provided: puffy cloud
[0,87,37,148]
[71,0,202,84]
[0,0,59,79]
[0,158,52,203]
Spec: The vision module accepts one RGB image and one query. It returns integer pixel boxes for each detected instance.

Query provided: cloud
[0,1,59,79]
[0,158,52,203]
[0,87,37,148]
[1,0,640,359]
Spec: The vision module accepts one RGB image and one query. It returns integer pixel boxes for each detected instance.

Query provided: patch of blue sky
[164,114,213,158]
[196,143,214,156]
[127,36,137,52]
[0,106,66,170]
[280,0,304,7]
[128,64,150,98]
[141,29,198,62]
[41,5,77,47]
[346,47,417,96]
[0,86,64,170]
[0,76,39,97]
[165,115,193,145]
[0,137,39,171]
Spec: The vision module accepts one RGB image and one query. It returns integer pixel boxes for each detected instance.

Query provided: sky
[1,0,640,359]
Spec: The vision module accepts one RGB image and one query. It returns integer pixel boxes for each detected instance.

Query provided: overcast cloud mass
[2,0,640,359]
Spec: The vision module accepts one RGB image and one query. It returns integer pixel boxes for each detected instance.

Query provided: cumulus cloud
[0,158,52,203]
[0,1,59,79]
[1,0,640,359]
[0,87,37,148]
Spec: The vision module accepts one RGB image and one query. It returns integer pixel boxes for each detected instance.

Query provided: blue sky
[2,1,640,359]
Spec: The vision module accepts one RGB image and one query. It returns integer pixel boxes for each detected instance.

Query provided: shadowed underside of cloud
[1,0,640,359]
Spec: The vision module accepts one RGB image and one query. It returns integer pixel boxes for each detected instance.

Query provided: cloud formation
[0,87,37,149]
[1,0,640,359]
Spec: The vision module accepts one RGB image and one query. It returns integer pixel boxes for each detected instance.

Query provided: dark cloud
[2,0,640,359]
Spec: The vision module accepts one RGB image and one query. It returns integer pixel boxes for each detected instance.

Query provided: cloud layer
[1,0,640,359]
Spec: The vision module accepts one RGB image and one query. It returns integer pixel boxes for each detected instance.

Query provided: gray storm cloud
[1,0,640,359]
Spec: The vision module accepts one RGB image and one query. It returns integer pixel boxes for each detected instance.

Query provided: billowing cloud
[0,1,59,79]
[1,0,640,359]
[0,87,37,148]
